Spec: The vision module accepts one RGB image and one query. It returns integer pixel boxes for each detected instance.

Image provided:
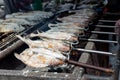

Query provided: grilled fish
[15,48,66,68]
[30,32,78,42]
[1,18,35,25]
[47,27,83,34]
[57,17,88,23]
[48,23,84,29]
[6,11,53,22]
[16,35,70,52]
[11,11,53,18]
[0,23,25,33]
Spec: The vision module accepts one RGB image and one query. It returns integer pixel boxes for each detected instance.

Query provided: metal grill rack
[0,11,118,80]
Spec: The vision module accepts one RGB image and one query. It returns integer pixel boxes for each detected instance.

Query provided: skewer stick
[79,38,118,44]
[99,20,116,23]
[95,25,118,28]
[66,59,114,73]
[90,31,118,35]
[73,48,115,56]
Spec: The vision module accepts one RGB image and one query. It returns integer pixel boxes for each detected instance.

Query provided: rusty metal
[66,59,114,73]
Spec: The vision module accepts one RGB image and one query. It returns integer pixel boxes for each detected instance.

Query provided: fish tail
[16,35,31,45]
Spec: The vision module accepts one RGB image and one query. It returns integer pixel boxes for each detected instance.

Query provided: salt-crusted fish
[48,23,84,29]
[30,32,78,42]
[47,27,83,34]
[16,35,70,52]
[48,22,81,27]
[6,11,53,22]
[15,48,66,68]
[0,23,25,33]
[2,18,35,25]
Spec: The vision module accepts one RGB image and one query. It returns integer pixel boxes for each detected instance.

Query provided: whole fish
[6,11,53,22]
[2,18,36,25]
[15,48,66,68]
[48,23,84,29]
[30,32,78,42]
[16,35,70,52]
[0,23,25,33]
[47,27,83,34]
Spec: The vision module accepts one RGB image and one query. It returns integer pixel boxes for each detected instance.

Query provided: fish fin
[16,35,29,43]
[14,53,22,60]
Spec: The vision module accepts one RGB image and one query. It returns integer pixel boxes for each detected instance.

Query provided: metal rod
[66,59,114,73]
[89,31,118,35]
[83,74,113,80]
[79,38,118,44]
[99,20,116,23]
[74,48,115,56]
[95,25,118,28]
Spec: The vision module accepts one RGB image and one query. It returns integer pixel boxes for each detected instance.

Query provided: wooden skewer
[66,59,114,73]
